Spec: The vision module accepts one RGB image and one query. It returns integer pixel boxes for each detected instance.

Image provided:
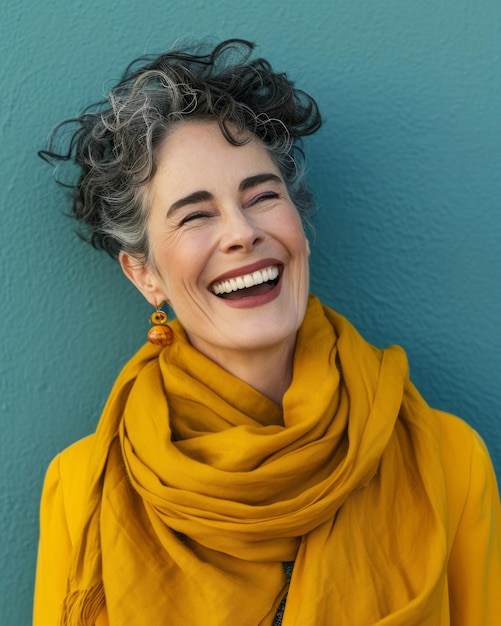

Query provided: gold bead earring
[147,304,174,345]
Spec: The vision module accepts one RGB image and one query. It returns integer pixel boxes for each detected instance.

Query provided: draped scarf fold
[62,295,448,625]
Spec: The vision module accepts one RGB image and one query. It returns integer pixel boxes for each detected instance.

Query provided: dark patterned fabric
[273,562,294,625]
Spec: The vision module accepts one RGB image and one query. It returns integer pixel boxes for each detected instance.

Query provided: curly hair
[40,39,322,263]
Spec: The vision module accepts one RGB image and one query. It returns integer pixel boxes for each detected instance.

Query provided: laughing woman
[34,40,501,625]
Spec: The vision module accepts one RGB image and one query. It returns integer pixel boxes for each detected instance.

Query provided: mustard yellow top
[34,297,501,625]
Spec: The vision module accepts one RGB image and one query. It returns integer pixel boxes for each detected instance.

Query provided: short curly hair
[40,39,322,263]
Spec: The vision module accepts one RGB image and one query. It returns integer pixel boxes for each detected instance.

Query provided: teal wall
[1,1,500,622]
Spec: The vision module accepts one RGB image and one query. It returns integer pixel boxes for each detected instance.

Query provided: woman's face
[123,120,310,368]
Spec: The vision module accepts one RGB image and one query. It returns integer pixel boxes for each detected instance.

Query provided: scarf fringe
[59,583,105,626]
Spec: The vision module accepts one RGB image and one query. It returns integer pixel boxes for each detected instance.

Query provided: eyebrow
[167,190,213,216]
[239,173,282,192]
[167,173,283,217]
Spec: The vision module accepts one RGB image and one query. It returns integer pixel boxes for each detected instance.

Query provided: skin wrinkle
[40,40,321,263]
[120,120,310,404]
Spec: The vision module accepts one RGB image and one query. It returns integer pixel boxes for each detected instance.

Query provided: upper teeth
[211,265,279,295]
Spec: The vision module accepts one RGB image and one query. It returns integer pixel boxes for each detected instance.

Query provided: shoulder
[42,434,96,543]
[47,434,96,488]
[57,432,96,468]
[435,413,501,618]
[434,411,500,532]
[36,435,106,625]
[434,410,493,478]
[435,410,481,464]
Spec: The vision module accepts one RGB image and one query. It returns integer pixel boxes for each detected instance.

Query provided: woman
[35,39,501,625]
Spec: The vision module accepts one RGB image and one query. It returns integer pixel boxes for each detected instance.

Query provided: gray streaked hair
[40,39,322,264]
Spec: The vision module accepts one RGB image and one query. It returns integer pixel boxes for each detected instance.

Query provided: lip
[209,258,283,286]
[216,273,283,309]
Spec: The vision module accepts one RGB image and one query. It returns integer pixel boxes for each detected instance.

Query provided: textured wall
[1,0,500,622]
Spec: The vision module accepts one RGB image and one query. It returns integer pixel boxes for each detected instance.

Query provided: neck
[228,342,296,405]
[192,338,297,406]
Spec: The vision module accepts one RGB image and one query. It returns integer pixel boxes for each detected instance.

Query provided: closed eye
[179,211,212,226]
[246,191,280,208]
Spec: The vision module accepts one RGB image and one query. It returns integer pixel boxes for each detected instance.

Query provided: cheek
[282,217,308,255]
[154,245,212,306]
[269,204,305,241]
[149,230,196,281]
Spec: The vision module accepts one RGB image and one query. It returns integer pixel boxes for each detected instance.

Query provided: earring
[148,304,174,345]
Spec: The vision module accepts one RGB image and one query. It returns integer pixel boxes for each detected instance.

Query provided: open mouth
[210,265,281,300]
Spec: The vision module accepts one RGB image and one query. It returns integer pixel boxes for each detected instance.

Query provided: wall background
[1,0,500,622]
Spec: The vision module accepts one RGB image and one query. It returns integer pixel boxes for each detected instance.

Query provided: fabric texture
[34,295,501,625]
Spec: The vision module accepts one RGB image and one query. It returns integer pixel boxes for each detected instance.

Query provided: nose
[218,208,264,253]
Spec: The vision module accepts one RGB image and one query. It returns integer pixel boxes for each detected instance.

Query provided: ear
[119,251,167,307]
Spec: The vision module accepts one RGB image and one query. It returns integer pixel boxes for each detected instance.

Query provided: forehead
[151,120,280,191]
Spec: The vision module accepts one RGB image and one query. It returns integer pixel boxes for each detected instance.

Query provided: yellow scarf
[62,295,448,625]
